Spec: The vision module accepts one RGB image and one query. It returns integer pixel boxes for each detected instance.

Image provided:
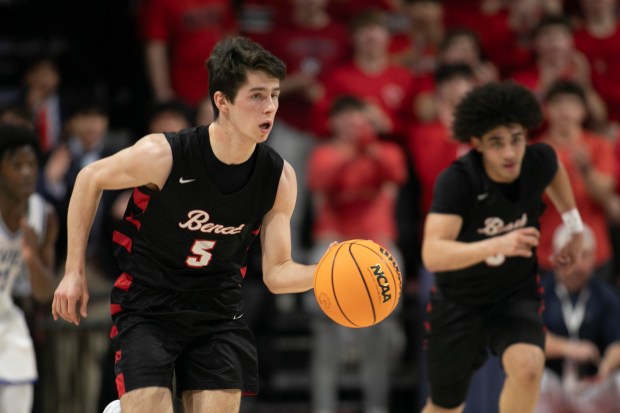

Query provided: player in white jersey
[0,125,57,413]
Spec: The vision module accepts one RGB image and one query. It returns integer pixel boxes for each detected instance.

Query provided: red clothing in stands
[442,1,533,78]
[308,142,406,242]
[265,21,350,132]
[327,0,395,24]
[315,62,415,138]
[538,132,615,270]
[574,25,620,122]
[407,121,470,216]
[140,0,236,106]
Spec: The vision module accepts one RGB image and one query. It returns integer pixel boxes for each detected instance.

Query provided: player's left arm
[21,203,58,303]
[261,161,317,294]
[545,161,583,268]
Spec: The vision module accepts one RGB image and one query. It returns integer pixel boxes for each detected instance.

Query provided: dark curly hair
[452,81,543,142]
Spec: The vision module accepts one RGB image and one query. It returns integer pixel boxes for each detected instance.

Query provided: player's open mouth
[259,122,272,132]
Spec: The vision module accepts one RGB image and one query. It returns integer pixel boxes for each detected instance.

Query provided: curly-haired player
[421,81,583,413]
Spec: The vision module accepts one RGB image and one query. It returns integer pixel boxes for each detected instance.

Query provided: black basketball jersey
[113,126,284,292]
[429,143,558,306]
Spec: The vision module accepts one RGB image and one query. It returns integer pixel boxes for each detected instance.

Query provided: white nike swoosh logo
[233,313,243,320]
[477,193,489,200]
[179,177,196,184]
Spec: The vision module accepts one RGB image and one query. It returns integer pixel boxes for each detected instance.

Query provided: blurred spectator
[146,100,192,134]
[195,95,215,126]
[442,0,555,78]
[0,105,34,130]
[413,29,499,122]
[390,0,444,78]
[20,57,66,156]
[261,0,353,262]
[0,125,57,413]
[536,223,620,413]
[305,95,406,413]
[512,14,608,129]
[138,0,237,107]
[37,98,130,413]
[438,28,499,86]
[265,0,350,135]
[327,0,398,25]
[407,64,474,218]
[537,80,616,282]
[573,0,620,134]
[314,9,415,140]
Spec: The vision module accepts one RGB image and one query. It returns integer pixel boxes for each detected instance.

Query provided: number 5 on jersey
[186,240,216,268]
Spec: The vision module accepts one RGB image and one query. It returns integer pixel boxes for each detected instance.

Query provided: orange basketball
[314,239,402,328]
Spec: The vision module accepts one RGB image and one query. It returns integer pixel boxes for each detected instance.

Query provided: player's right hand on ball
[495,227,540,258]
[52,273,89,326]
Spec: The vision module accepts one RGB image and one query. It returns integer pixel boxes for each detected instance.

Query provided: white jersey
[0,193,47,383]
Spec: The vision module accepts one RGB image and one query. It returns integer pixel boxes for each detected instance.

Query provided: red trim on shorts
[251,226,261,235]
[114,350,122,364]
[242,391,257,396]
[114,273,133,291]
[113,230,132,252]
[110,303,122,316]
[240,266,247,278]
[125,214,141,229]
[110,325,118,338]
[116,373,126,397]
[133,187,151,212]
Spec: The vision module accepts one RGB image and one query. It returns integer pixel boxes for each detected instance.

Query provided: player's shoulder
[525,142,557,163]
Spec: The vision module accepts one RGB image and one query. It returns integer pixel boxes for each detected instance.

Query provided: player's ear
[471,137,482,152]
[213,91,228,114]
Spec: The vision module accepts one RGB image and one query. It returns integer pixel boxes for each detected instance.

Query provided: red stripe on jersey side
[116,373,126,397]
[240,266,247,278]
[115,350,122,364]
[113,230,132,252]
[114,273,134,291]
[133,187,151,212]
[125,214,141,229]
[110,303,122,316]
[251,226,261,235]
[110,325,118,338]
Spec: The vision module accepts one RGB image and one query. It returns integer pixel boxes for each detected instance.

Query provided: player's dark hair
[0,124,41,161]
[434,63,474,86]
[328,95,366,117]
[543,79,587,106]
[206,36,286,119]
[452,81,543,142]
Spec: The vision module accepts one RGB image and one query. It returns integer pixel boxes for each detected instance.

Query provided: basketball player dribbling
[421,82,584,413]
[51,36,326,413]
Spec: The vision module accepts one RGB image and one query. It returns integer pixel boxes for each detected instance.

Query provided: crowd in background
[1,0,620,412]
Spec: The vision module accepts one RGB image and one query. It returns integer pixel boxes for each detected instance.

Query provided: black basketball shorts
[424,287,545,408]
[109,275,258,398]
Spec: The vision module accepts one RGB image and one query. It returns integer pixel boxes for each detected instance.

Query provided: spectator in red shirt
[407,64,475,219]
[538,80,616,282]
[313,9,416,140]
[511,14,608,130]
[442,0,554,78]
[305,95,406,413]
[573,0,620,131]
[139,0,237,107]
[390,0,444,79]
[264,0,350,135]
[413,28,499,123]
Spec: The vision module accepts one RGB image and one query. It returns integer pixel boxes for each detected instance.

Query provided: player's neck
[208,122,256,165]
